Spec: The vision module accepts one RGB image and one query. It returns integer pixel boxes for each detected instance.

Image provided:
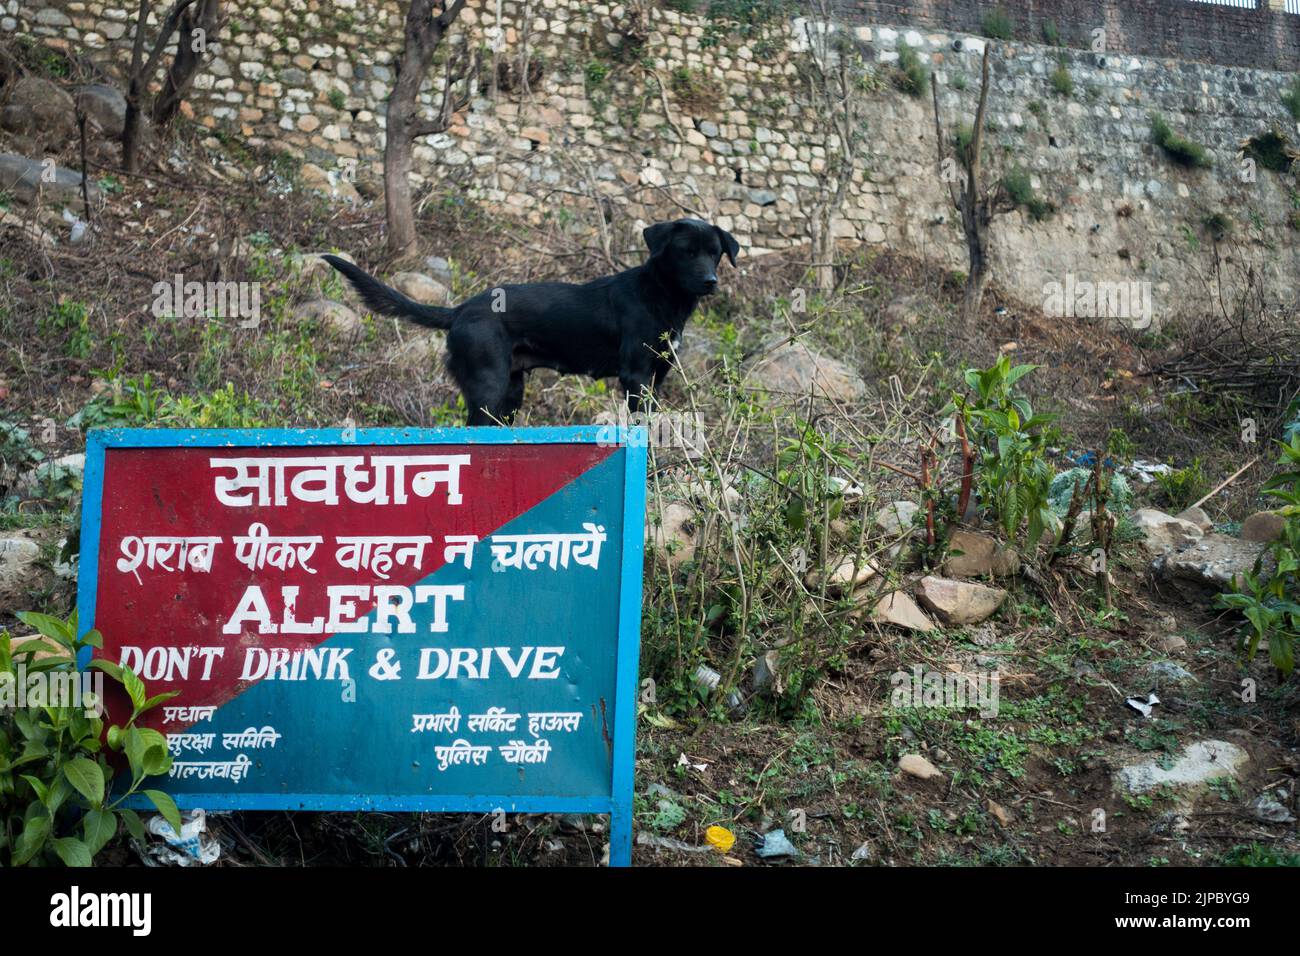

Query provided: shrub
[895,42,929,97]
[1050,63,1073,97]
[1242,129,1295,174]
[1002,167,1052,221]
[981,8,1014,40]
[951,358,1059,552]
[1,610,181,866]
[1150,113,1213,169]
[1041,19,1061,46]
[1216,433,1300,675]
[1282,77,1300,122]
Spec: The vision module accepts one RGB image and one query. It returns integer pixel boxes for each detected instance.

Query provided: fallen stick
[1188,455,1260,511]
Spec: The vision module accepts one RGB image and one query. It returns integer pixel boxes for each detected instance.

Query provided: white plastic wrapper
[139,808,221,866]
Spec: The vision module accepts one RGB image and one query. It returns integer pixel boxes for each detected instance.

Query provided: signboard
[76,426,646,866]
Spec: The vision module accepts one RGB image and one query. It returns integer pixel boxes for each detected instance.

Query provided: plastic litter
[704,825,736,853]
[754,828,800,860]
[138,809,221,866]
[1124,691,1160,719]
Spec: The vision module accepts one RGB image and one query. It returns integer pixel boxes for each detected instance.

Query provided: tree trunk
[122,0,150,173]
[153,0,224,128]
[811,202,834,292]
[384,1,467,258]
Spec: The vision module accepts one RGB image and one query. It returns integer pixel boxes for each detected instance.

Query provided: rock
[422,255,453,284]
[898,753,943,781]
[1160,533,1270,591]
[391,272,452,307]
[0,153,102,208]
[805,555,877,592]
[16,453,85,498]
[1115,739,1248,795]
[0,78,76,150]
[388,333,441,367]
[298,162,361,203]
[0,534,41,606]
[870,591,935,632]
[986,799,1011,826]
[1145,660,1196,684]
[916,575,1007,625]
[943,529,1020,578]
[1174,505,1213,533]
[647,501,697,570]
[74,84,127,140]
[743,340,867,403]
[1157,634,1188,655]
[1130,508,1203,555]
[875,500,919,535]
[1240,510,1286,543]
[294,299,363,335]
[290,250,354,279]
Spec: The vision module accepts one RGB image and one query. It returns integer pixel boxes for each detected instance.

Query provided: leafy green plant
[895,42,928,97]
[1282,77,1300,122]
[1216,433,1300,675]
[1050,62,1073,97]
[1041,19,1060,46]
[1150,113,1212,169]
[951,358,1058,552]
[1002,167,1052,221]
[0,421,43,500]
[1153,457,1207,511]
[981,8,1014,40]
[1,609,181,866]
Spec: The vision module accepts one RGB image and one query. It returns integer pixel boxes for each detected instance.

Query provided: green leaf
[64,756,105,806]
[121,667,147,712]
[19,774,49,804]
[52,836,93,868]
[79,629,103,650]
[82,808,117,857]
[119,808,147,842]
[15,611,73,648]
[87,658,123,682]
[13,814,51,865]
[144,789,182,834]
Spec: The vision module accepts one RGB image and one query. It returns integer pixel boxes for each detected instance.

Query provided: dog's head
[643,218,739,297]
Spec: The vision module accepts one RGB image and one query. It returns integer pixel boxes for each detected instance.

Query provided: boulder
[294,299,363,335]
[1115,740,1248,795]
[0,153,101,208]
[647,501,697,570]
[943,529,1019,578]
[0,78,76,150]
[74,84,127,140]
[1173,505,1213,533]
[870,591,935,632]
[391,272,452,307]
[16,453,85,499]
[743,340,867,403]
[0,534,41,607]
[875,500,919,535]
[898,754,943,781]
[290,250,354,280]
[1130,508,1204,555]
[1240,510,1286,544]
[805,556,878,592]
[916,575,1007,625]
[422,255,453,285]
[1160,533,1270,591]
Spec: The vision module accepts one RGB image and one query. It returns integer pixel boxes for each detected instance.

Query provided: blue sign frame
[76,425,647,866]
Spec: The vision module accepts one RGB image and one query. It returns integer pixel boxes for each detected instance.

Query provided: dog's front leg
[619,370,653,414]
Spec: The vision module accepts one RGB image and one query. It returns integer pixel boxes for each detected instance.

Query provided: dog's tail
[322,254,454,330]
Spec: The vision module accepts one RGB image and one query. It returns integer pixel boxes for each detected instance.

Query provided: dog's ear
[714,225,740,266]
[643,221,677,257]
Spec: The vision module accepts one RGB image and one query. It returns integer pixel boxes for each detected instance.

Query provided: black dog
[323,218,738,425]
